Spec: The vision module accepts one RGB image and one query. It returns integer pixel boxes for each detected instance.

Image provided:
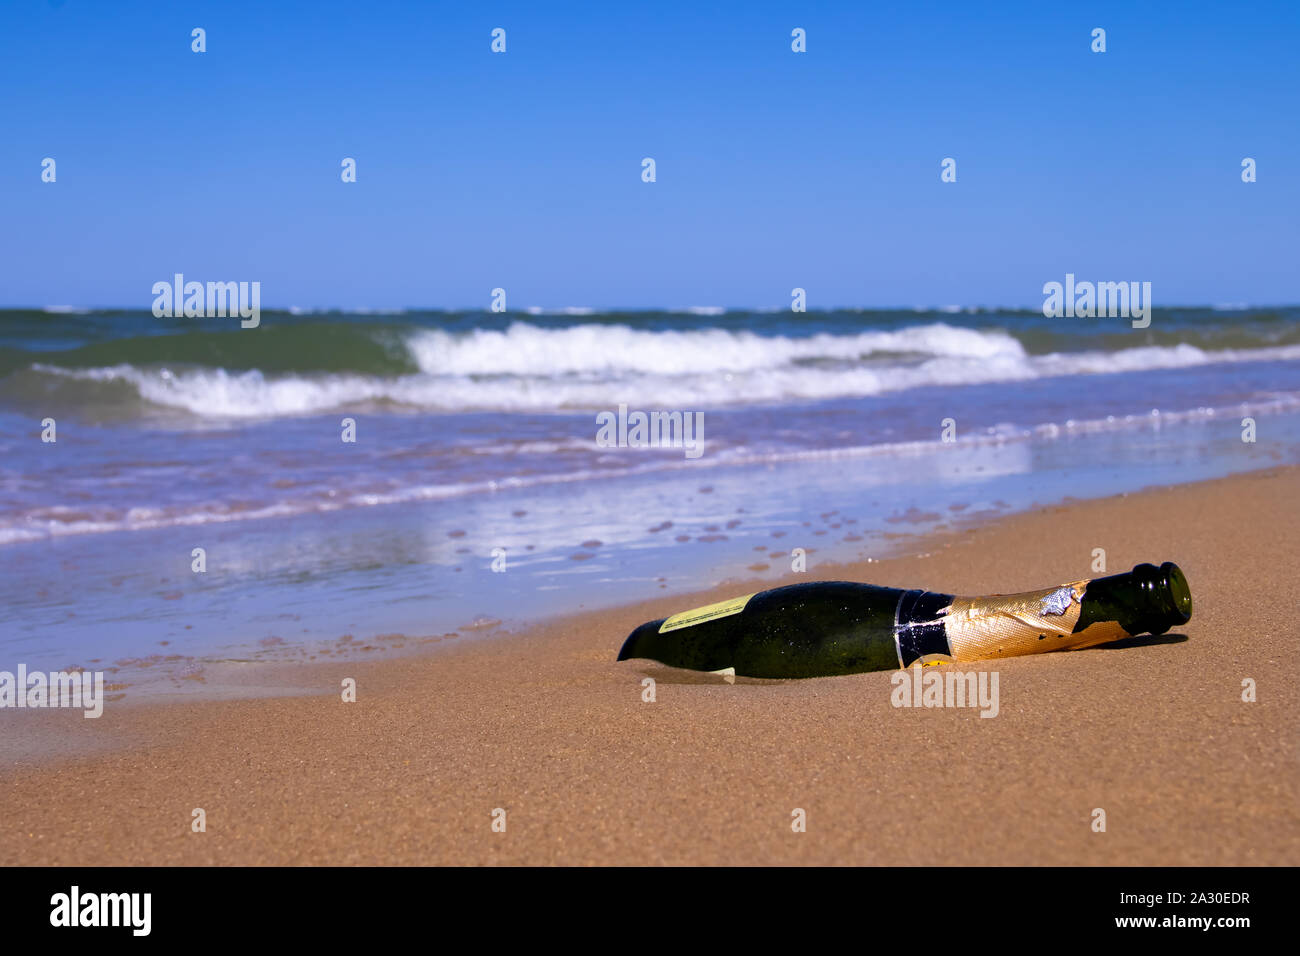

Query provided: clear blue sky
[1,0,1296,309]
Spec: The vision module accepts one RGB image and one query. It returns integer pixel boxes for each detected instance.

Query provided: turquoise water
[1,307,1297,696]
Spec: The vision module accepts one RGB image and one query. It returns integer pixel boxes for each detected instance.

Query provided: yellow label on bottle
[659,593,755,634]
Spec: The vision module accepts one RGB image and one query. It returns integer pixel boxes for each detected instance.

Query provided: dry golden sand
[2,467,1297,865]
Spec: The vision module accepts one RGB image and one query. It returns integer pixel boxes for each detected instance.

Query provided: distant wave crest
[5,320,1300,418]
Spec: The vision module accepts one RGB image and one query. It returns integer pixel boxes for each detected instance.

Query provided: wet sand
[2,467,1296,865]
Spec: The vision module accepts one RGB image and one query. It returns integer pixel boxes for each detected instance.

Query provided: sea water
[1,306,1297,696]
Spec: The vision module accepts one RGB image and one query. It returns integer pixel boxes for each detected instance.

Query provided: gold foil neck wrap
[941,581,1129,662]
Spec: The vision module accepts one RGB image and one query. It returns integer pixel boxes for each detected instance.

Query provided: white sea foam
[1,394,1296,545]
[25,322,1300,418]
[402,321,1025,376]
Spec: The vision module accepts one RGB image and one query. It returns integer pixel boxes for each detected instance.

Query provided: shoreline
[7,356,1298,684]
[1,466,1296,865]
[12,440,1299,708]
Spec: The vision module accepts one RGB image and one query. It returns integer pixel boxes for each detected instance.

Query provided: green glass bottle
[617,562,1192,678]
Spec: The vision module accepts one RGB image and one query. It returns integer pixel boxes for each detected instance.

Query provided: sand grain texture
[2,468,1297,865]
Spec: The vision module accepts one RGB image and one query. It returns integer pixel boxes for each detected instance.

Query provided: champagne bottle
[617,562,1192,678]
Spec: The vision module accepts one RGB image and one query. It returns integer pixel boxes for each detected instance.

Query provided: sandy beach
[2,466,1295,866]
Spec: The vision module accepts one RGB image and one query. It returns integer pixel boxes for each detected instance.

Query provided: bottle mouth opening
[1160,562,1193,625]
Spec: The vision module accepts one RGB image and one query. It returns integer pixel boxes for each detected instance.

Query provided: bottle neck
[1075,562,1192,636]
